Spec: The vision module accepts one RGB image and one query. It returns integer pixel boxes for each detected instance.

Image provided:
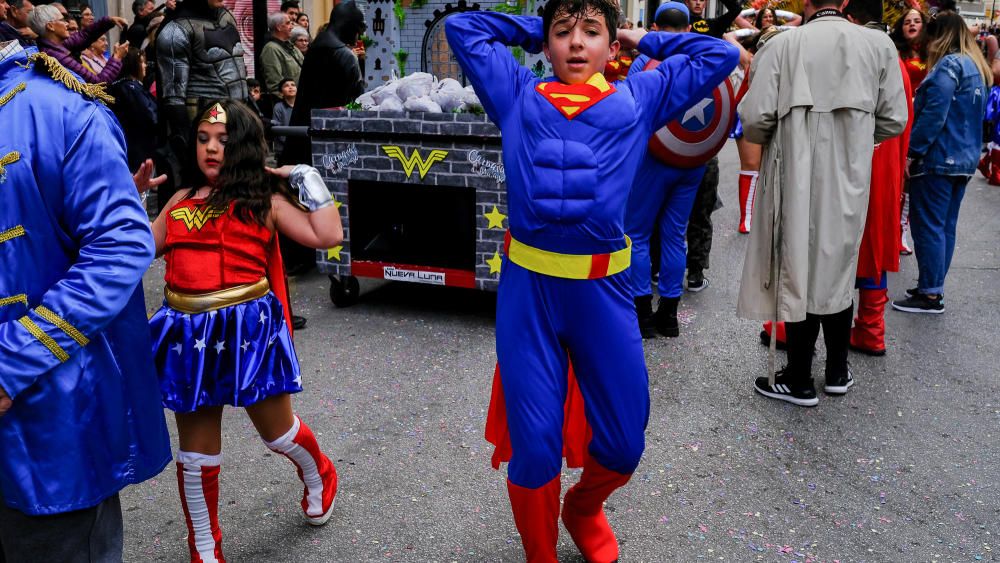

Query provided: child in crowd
[446,3,738,561]
[271,77,297,159]
[147,99,343,562]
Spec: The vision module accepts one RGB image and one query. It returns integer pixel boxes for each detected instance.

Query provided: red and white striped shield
[645,59,739,169]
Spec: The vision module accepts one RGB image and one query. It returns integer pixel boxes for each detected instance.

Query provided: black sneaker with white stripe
[891,293,944,314]
[824,366,855,395]
[753,369,818,407]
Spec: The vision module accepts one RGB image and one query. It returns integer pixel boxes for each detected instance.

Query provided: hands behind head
[616,28,647,51]
[0,385,11,418]
[265,165,297,178]
[133,159,167,194]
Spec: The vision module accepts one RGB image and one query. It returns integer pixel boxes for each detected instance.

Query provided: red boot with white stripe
[176,451,225,563]
[264,415,338,525]
[737,171,758,234]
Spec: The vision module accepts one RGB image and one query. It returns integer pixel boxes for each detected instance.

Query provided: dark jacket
[0,21,30,46]
[281,1,365,165]
[109,77,158,171]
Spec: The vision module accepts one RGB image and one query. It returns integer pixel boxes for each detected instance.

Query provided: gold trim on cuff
[35,305,89,346]
[165,278,270,314]
[18,317,69,362]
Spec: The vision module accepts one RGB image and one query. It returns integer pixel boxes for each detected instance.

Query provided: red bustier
[164,199,273,293]
[902,56,927,90]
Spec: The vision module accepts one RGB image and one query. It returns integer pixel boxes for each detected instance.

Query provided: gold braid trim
[0,151,20,183]
[35,305,89,346]
[0,225,25,244]
[0,294,28,308]
[18,316,69,362]
[0,82,25,108]
[22,52,114,106]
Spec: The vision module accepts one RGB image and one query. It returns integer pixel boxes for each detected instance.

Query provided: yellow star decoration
[335,201,343,209]
[327,245,343,261]
[486,251,502,275]
[484,205,507,230]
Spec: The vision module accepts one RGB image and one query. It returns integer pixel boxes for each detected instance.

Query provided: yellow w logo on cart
[382,146,448,180]
[169,206,226,231]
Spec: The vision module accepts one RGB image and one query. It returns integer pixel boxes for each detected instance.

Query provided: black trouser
[785,304,853,382]
[0,493,123,563]
[686,156,720,274]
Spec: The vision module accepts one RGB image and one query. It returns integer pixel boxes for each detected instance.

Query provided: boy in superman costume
[446,4,737,561]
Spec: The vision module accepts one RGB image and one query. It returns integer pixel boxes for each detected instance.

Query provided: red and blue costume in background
[447,13,738,562]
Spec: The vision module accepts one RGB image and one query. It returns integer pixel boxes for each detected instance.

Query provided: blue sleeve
[0,107,155,399]
[628,54,650,77]
[445,12,543,125]
[626,31,740,132]
[908,57,958,158]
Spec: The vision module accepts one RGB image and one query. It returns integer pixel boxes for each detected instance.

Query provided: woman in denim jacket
[892,11,991,314]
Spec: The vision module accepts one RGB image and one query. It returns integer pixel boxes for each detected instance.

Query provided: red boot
[760,320,787,350]
[850,288,888,356]
[176,451,225,563]
[737,171,758,234]
[508,477,560,563]
[561,456,632,563]
[989,146,1000,186]
[264,416,338,525]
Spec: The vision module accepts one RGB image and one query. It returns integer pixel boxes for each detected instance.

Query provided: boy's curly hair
[542,0,620,43]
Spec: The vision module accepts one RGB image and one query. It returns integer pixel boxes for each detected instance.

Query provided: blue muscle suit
[447,12,737,562]
[0,46,171,517]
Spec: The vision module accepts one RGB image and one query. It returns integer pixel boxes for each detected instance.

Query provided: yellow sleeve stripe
[0,225,26,244]
[18,317,69,362]
[0,294,27,308]
[35,306,89,346]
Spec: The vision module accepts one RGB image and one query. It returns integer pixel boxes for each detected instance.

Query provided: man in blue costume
[0,40,171,560]
[447,3,737,561]
[625,1,709,338]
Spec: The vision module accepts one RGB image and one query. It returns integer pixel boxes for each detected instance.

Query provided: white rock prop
[403,95,442,113]
[396,72,436,102]
[371,81,400,105]
[376,95,404,112]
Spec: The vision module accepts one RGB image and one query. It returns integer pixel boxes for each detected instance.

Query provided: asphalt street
[125,144,1000,562]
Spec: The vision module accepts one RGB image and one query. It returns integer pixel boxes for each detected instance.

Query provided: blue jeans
[908,174,969,295]
[624,158,705,299]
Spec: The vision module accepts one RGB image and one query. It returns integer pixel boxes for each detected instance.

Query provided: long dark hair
[753,8,774,30]
[184,99,290,226]
[890,8,928,58]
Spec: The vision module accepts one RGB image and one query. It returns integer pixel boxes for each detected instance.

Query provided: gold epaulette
[21,52,115,106]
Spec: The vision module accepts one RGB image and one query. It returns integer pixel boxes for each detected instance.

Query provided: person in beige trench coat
[735,0,908,406]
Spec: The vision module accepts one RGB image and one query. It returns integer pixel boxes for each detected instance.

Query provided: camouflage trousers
[686,156,720,273]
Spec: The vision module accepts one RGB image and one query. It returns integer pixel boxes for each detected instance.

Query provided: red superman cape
[267,233,295,336]
[857,59,913,279]
[485,361,592,470]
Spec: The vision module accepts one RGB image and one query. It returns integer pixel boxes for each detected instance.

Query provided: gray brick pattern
[312,110,506,292]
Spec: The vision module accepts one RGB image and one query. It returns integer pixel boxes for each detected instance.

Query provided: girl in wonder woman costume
[148,99,342,562]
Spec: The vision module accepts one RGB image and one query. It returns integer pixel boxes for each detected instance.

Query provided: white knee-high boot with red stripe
[176,451,224,563]
[264,415,338,525]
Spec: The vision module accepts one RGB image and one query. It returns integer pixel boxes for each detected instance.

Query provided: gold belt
[165,278,270,314]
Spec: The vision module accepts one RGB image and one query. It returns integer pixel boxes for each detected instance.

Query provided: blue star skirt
[149,292,302,413]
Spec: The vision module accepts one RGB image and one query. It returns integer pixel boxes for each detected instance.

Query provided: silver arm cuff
[289,164,334,211]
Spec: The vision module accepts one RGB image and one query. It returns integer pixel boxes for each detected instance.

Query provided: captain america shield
[645,59,737,169]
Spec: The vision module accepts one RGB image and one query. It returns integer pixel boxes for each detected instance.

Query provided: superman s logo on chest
[535,73,617,120]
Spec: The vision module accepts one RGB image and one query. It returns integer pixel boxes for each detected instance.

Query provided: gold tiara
[200,103,227,124]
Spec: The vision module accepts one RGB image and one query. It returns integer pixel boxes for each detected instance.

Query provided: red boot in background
[850,288,888,356]
[760,320,787,350]
[508,477,560,563]
[737,171,758,234]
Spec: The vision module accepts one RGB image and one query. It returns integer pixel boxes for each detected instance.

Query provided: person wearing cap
[625,1,718,338]
[737,0,908,406]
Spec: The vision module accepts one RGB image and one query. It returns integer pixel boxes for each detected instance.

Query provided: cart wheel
[329,275,360,308]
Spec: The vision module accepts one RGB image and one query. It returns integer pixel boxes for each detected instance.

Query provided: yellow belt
[165,278,270,314]
[504,232,631,279]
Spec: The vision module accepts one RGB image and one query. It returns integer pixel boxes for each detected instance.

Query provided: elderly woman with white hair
[30,3,129,84]
[291,24,309,54]
[259,10,303,99]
